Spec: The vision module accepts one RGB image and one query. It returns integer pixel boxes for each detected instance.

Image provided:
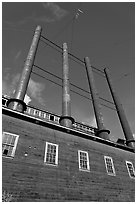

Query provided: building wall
[2,113,135,202]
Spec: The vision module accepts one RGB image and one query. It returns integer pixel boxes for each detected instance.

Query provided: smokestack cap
[36,25,42,31]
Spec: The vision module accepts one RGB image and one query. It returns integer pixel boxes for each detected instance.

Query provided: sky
[2,2,135,142]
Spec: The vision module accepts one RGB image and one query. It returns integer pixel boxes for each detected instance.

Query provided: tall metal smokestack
[7,25,42,112]
[84,57,110,140]
[59,43,75,128]
[104,67,135,149]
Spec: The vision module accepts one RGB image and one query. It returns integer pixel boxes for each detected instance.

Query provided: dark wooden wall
[2,114,135,202]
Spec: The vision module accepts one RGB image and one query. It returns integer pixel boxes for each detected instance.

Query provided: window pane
[3,148,9,156]
[3,133,12,144]
[10,136,16,146]
[8,146,14,156]
[6,136,13,145]
[2,134,8,144]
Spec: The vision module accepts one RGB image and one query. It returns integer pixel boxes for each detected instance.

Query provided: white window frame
[104,156,116,176]
[2,99,7,106]
[40,111,45,118]
[2,132,19,158]
[44,142,58,166]
[30,108,35,115]
[34,110,40,116]
[54,116,59,123]
[26,107,31,114]
[126,161,135,179]
[78,150,90,172]
[45,113,50,120]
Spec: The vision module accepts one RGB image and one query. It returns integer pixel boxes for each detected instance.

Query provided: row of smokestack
[7,25,135,149]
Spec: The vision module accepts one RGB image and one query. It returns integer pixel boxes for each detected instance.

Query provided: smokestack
[59,43,75,128]
[84,57,110,140]
[7,25,42,112]
[104,67,135,149]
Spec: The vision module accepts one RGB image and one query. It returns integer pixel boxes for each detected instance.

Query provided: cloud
[3,13,36,27]
[72,104,97,127]
[109,135,117,142]
[34,16,55,23]
[14,50,21,60]
[42,2,68,21]
[4,3,68,26]
[82,115,97,128]
[28,78,46,107]
[2,80,10,96]
[2,71,20,97]
[4,15,53,27]
[2,71,46,107]
[24,94,31,105]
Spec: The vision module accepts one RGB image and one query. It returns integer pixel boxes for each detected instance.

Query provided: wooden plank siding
[2,113,135,202]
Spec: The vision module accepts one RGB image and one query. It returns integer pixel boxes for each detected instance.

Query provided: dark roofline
[2,107,134,153]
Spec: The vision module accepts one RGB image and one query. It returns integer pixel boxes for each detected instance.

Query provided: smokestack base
[95,129,110,140]
[7,98,27,113]
[59,116,75,128]
[126,139,135,149]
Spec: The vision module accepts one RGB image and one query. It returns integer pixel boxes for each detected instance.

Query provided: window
[35,110,39,116]
[2,99,7,106]
[44,142,58,166]
[126,161,135,178]
[2,132,19,158]
[26,107,31,114]
[40,111,45,118]
[54,116,59,123]
[30,108,35,115]
[45,113,50,120]
[50,115,54,121]
[78,150,90,171]
[104,156,116,176]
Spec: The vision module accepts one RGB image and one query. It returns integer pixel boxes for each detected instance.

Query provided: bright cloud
[2,71,20,97]
[109,135,117,142]
[82,115,97,128]
[28,78,45,107]
[24,94,32,105]
[42,2,68,21]
[2,70,46,107]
